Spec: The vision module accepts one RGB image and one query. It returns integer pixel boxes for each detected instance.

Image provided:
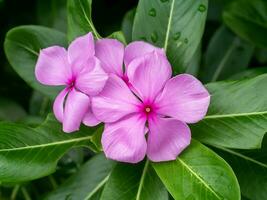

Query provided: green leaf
[0,98,26,122]
[108,31,127,45]
[153,140,240,200]
[229,67,267,80]
[37,0,67,32]
[4,25,67,99]
[121,8,135,43]
[202,25,254,82]
[45,154,114,200]
[223,0,267,49]
[132,0,208,73]
[192,74,267,149]
[213,140,267,200]
[67,0,100,42]
[0,114,99,183]
[100,160,168,200]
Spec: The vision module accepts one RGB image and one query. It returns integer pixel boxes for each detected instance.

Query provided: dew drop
[160,0,169,2]
[151,32,158,43]
[198,4,206,12]
[173,32,181,40]
[184,38,188,44]
[148,8,157,17]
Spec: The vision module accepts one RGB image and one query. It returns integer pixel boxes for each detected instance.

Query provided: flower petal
[53,88,69,122]
[83,107,101,127]
[35,46,71,85]
[75,58,108,96]
[147,116,191,162]
[102,114,147,163]
[127,51,172,102]
[63,89,90,133]
[155,74,210,123]
[91,74,140,123]
[68,32,95,69]
[95,39,124,76]
[124,41,164,67]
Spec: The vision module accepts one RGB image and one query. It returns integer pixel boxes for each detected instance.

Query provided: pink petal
[75,58,108,96]
[35,46,71,85]
[83,106,101,127]
[147,116,191,162]
[91,74,140,123]
[155,74,210,123]
[127,51,172,102]
[53,88,69,122]
[102,114,147,163]
[68,32,95,70]
[124,41,164,67]
[95,39,124,77]
[63,89,90,133]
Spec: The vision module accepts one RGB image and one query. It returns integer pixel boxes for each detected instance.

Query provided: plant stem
[21,187,31,200]
[11,185,20,200]
[48,175,58,189]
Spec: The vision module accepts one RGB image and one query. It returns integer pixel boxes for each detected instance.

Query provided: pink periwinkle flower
[91,40,210,163]
[35,33,108,133]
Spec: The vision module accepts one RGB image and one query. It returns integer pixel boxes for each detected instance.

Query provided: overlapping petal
[75,58,108,96]
[91,74,140,123]
[35,46,71,85]
[68,32,95,68]
[63,89,90,133]
[147,116,191,162]
[155,74,210,123]
[124,41,164,67]
[83,107,101,127]
[127,51,172,102]
[95,39,124,77]
[102,114,147,163]
[53,88,69,122]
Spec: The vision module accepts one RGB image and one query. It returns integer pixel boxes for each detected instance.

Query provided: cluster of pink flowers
[35,32,210,163]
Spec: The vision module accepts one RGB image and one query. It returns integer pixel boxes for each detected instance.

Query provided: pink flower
[92,40,210,163]
[35,33,108,133]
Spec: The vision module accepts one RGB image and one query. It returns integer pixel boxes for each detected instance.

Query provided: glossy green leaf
[192,74,267,149]
[4,25,66,99]
[121,8,135,43]
[213,139,267,200]
[0,114,99,183]
[223,0,267,48]
[100,160,168,200]
[67,0,100,42]
[202,25,253,82]
[153,140,240,200]
[133,0,208,73]
[45,154,114,200]
[229,67,267,80]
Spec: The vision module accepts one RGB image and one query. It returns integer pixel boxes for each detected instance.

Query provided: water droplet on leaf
[151,32,158,43]
[198,4,206,12]
[173,32,181,40]
[148,8,156,17]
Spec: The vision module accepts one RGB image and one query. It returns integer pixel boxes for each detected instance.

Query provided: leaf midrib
[0,135,92,152]
[204,110,267,119]
[136,160,149,200]
[214,145,267,169]
[163,0,175,51]
[211,38,238,82]
[85,174,110,200]
[177,158,222,200]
